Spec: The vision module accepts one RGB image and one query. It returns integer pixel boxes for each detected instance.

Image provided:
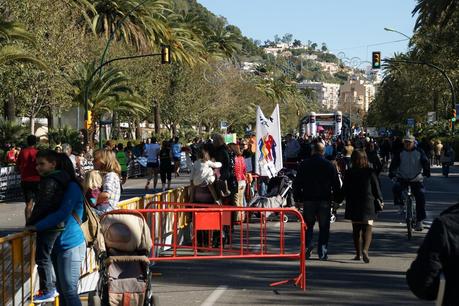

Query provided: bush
[47,126,83,153]
[0,119,28,149]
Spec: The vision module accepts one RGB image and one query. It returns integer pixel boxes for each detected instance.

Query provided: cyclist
[389,135,430,231]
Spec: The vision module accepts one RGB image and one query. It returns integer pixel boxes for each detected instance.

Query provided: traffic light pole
[385,59,457,132]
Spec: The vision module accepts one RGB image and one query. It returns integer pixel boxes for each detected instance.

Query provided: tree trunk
[30,114,35,135]
[47,108,55,129]
[153,99,161,135]
[111,112,119,140]
[135,119,142,140]
[171,123,177,137]
[5,94,15,120]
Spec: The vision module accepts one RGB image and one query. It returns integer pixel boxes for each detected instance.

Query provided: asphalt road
[2,165,458,305]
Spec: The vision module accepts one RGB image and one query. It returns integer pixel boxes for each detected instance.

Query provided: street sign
[220,120,229,130]
[407,118,415,127]
[427,112,436,123]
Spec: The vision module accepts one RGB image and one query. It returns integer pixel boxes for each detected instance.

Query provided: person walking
[343,150,383,263]
[144,137,160,191]
[159,141,173,191]
[434,140,443,167]
[172,137,182,177]
[293,142,342,260]
[16,135,40,221]
[115,143,128,185]
[440,143,455,177]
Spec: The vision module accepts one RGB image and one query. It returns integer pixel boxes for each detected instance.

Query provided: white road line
[200,285,228,306]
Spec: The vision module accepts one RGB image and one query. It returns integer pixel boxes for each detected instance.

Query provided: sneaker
[415,221,423,231]
[306,248,312,259]
[34,289,58,303]
[319,254,328,261]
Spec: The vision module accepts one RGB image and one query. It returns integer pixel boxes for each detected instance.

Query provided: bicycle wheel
[406,198,413,240]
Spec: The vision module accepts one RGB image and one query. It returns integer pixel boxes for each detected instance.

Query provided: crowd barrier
[1,186,306,305]
[0,166,22,203]
[137,204,307,291]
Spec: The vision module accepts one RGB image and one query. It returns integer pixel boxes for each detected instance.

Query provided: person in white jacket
[190,146,222,204]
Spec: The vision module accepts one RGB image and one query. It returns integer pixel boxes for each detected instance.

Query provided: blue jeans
[303,201,331,257]
[51,242,86,306]
[392,181,427,221]
[36,231,59,292]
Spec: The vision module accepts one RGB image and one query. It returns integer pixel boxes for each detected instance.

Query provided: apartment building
[338,77,376,112]
[298,81,340,110]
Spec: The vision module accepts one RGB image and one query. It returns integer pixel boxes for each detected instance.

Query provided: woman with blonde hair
[93,149,121,211]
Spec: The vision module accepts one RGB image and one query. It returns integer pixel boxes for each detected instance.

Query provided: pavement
[2,165,458,305]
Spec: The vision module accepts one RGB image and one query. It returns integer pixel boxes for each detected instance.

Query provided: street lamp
[383,27,411,40]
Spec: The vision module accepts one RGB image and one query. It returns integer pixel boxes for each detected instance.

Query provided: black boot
[362,224,373,263]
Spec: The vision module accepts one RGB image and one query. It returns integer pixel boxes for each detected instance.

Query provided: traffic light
[372,51,381,69]
[85,110,92,129]
[161,46,171,64]
[452,108,457,122]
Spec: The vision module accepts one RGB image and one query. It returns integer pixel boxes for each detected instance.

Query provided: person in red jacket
[16,135,40,221]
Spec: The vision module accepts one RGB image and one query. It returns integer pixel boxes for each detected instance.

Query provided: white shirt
[190,160,222,186]
[144,143,160,163]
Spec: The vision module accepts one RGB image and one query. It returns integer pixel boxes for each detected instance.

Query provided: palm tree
[204,27,242,61]
[87,0,171,51]
[69,61,148,142]
[0,119,28,149]
[0,19,46,67]
[412,0,458,29]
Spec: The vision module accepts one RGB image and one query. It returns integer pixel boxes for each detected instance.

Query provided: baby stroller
[250,170,295,222]
[88,210,158,306]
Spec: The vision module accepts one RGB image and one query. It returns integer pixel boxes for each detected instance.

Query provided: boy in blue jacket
[27,149,70,303]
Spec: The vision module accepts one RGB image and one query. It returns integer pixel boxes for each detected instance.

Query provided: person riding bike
[389,135,430,231]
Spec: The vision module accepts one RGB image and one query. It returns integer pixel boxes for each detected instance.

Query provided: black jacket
[343,168,382,222]
[293,154,341,202]
[27,170,70,226]
[406,203,459,305]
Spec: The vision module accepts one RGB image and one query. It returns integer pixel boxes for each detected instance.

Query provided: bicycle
[400,183,417,240]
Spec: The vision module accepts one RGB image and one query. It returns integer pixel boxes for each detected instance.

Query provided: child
[83,170,110,216]
[190,146,221,204]
[26,149,70,303]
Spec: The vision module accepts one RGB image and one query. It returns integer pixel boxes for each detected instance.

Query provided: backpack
[72,196,103,249]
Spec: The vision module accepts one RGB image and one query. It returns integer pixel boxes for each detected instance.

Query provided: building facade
[297,81,340,110]
[338,77,375,112]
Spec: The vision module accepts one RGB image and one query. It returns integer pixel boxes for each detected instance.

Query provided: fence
[0,166,22,203]
[138,204,307,290]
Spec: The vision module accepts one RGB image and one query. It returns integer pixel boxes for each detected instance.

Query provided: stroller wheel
[88,291,101,306]
[283,215,289,223]
[149,294,160,306]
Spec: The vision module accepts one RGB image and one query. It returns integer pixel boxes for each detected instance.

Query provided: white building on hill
[297,81,340,110]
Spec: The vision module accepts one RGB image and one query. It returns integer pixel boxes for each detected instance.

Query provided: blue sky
[197,0,417,63]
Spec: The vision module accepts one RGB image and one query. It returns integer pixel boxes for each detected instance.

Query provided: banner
[255,104,283,177]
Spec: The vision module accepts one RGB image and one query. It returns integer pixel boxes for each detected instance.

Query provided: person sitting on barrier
[30,153,86,306]
[93,149,121,212]
[190,145,222,204]
[26,149,71,303]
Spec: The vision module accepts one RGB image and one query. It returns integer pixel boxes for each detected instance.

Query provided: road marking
[201,285,228,306]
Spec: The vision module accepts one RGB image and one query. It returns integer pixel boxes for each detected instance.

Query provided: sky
[197,0,417,64]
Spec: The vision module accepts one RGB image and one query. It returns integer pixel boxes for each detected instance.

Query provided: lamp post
[383,27,412,40]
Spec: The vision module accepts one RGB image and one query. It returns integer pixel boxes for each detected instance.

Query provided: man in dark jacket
[406,203,459,305]
[293,142,342,260]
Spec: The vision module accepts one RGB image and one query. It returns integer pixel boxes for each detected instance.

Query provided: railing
[0,231,35,306]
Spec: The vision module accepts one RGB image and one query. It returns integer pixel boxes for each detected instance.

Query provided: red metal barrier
[136,204,307,291]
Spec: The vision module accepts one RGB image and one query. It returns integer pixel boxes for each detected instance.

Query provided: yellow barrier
[1,185,191,305]
[0,231,35,306]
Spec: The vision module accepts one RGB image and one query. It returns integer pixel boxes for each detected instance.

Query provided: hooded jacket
[406,203,459,305]
[26,170,71,227]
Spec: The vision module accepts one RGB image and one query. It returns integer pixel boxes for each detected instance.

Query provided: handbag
[374,198,384,212]
[72,196,103,248]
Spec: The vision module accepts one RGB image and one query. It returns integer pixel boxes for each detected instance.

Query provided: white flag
[255,104,283,177]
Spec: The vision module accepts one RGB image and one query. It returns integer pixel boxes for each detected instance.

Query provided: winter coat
[389,148,430,182]
[406,203,459,305]
[343,168,382,222]
[27,170,71,226]
[293,154,342,202]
